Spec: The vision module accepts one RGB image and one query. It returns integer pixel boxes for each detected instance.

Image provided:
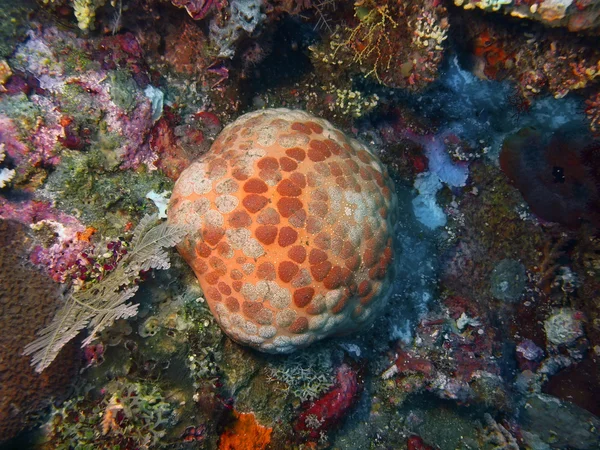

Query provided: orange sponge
[218,411,272,450]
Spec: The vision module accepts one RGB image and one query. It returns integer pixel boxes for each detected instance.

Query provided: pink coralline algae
[54,71,156,171]
[383,295,504,405]
[407,435,436,450]
[295,363,363,440]
[96,32,150,88]
[7,27,158,172]
[0,110,63,174]
[0,198,91,283]
[29,97,65,167]
[383,349,435,379]
[150,108,223,180]
[0,115,30,166]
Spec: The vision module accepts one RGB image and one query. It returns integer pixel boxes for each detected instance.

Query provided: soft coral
[500,123,600,228]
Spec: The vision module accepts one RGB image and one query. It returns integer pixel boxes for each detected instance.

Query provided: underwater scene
[0,0,599,449]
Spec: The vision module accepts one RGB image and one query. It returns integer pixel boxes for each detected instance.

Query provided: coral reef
[455,8,600,117]
[489,259,527,302]
[454,0,600,32]
[172,0,221,20]
[210,0,267,58]
[265,346,335,401]
[585,91,600,133]
[0,219,78,443]
[168,108,397,353]
[294,363,363,443]
[0,198,91,282]
[1,0,600,448]
[544,308,585,346]
[24,214,188,373]
[310,0,449,90]
[0,26,164,191]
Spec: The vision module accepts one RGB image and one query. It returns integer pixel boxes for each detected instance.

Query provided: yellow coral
[331,3,399,84]
[411,10,448,51]
[73,0,106,31]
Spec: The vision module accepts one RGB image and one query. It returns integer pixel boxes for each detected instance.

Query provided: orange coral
[168,109,397,353]
[218,411,272,450]
[473,30,513,79]
[76,226,97,242]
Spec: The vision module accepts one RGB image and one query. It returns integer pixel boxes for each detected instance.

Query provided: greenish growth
[183,296,224,382]
[0,93,43,135]
[490,259,526,302]
[45,379,177,449]
[45,149,171,234]
[57,82,105,125]
[61,45,94,74]
[107,70,139,113]
[0,0,36,58]
[544,308,584,346]
[265,346,335,402]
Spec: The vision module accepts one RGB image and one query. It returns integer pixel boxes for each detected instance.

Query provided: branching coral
[310,0,448,90]
[332,3,399,84]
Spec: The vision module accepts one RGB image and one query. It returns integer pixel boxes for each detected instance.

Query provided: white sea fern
[23,214,189,373]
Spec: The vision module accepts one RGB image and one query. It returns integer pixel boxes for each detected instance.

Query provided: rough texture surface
[0,220,78,443]
[168,109,397,353]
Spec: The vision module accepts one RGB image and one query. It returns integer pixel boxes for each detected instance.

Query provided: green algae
[44,379,178,450]
[44,149,171,235]
[0,0,36,59]
[107,70,139,113]
[0,93,43,134]
[58,82,105,124]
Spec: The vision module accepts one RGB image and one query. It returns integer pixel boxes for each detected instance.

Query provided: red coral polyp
[294,363,363,440]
